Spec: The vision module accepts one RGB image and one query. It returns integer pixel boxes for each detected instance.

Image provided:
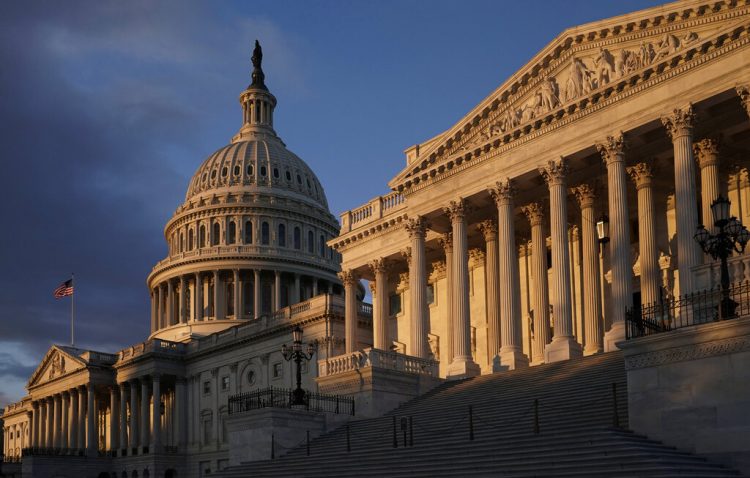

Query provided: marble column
[312,278,319,297]
[662,105,702,295]
[213,270,224,320]
[129,380,138,451]
[140,378,150,450]
[405,216,429,359]
[53,394,61,448]
[167,280,174,326]
[77,386,85,451]
[194,273,203,321]
[572,184,604,355]
[339,270,359,353]
[274,271,282,311]
[478,220,500,362]
[540,158,583,362]
[70,389,78,450]
[150,291,156,333]
[152,375,161,451]
[490,179,529,370]
[109,387,118,452]
[178,276,186,324]
[30,402,38,447]
[157,284,164,330]
[294,274,301,304]
[45,397,53,448]
[238,271,245,318]
[86,384,95,455]
[369,258,389,350]
[232,269,240,318]
[119,383,127,453]
[597,134,632,351]
[176,378,187,449]
[444,199,481,377]
[694,139,721,229]
[253,269,261,318]
[628,163,661,307]
[439,233,454,364]
[61,392,69,449]
[522,203,551,364]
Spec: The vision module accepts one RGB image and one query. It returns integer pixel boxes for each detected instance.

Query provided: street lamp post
[281,325,315,406]
[694,195,750,319]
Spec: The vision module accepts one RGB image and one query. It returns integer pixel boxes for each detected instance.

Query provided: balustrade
[318,348,439,378]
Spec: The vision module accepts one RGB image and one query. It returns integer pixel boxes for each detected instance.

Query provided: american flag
[54,279,74,298]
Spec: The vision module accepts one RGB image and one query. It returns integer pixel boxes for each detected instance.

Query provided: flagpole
[71,273,75,347]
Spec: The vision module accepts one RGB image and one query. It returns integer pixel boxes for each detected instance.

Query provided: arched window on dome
[228,221,237,245]
[188,228,195,251]
[212,223,220,246]
[244,220,253,244]
[261,222,270,245]
[319,234,325,257]
[199,225,206,248]
[307,230,314,254]
[179,233,185,253]
[293,227,301,250]
[278,223,286,247]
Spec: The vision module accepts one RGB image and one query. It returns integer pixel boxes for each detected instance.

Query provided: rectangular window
[203,381,211,395]
[221,376,230,391]
[389,293,402,316]
[426,283,435,305]
[272,362,283,379]
[202,418,212,444]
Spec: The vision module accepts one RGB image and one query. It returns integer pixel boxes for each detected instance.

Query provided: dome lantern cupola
[233,40,278,143]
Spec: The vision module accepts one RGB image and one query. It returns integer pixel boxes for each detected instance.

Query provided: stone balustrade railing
[119,339,186,362]
[152,244,336,271]
[693,254,750,291]
[318,347,439,377]
[339,191,406,233]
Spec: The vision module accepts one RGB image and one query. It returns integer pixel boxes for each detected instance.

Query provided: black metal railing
[228,386,355,416]
[626,281,750,339]
[21,447,85,457]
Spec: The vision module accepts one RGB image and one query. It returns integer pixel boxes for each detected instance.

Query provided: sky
[0,0,665,407]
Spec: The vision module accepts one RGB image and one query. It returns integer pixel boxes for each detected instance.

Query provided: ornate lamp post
[281,325,315,405]
[694,195,750,319]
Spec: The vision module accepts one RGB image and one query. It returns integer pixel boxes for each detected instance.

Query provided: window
[293,227,301,249]
[211,169,217,179]
[244,221,252,244]
[247,164,254,176]
[427,284,435,305]
[221,376,230,391]
[228,221,236,245]
[261,222,270,245]
[278,223,286,247]
[306,178,311,188]
[307,231,314,253]
[212,223,220,246]
[188,229,194,250]
[179,233,184,253]
[234,165,240,176]
[221,166,227,177]
[285,170,291,181]
[296,174,302,184]
[199,225,206,248]
[389,293,402,316]
[273,167,279,178]
[260,166,267,176]
[202,418,212,444]
[203,381,211,395]
[272,362,283,379]
[247,370,256,385]
[319,234,325,257]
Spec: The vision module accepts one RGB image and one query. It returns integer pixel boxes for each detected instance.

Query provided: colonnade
[25,384,96,454]
[150,270,334,333]
[340,102,733,375]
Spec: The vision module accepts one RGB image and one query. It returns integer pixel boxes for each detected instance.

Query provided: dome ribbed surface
[185,136,329,210]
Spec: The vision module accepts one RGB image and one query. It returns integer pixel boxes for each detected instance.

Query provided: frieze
[624,334,750,370]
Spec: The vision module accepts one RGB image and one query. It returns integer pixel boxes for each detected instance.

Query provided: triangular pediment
[27,345,87,389]
[389,0,749,190]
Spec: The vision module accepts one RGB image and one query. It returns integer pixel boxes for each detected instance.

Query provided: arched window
[294,227,301,250]
[228,221,236,245]
[212,223,220,246]
[261,222,270,245]
[188,229,194,251]
[179,233,184,253]
[199,225,206,248]
[319,234,325,257]
[244,220,253,244]
[307,230,314,253]
[278,223,286,247]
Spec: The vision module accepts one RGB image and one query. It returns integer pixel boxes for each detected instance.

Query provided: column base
[446,357,481,380]
[544,336,583,363]
[492,347,530,372]
[603,321,626,352]
[584,344,603,356]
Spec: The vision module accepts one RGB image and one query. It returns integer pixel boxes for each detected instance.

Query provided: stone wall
[620,316,750,474]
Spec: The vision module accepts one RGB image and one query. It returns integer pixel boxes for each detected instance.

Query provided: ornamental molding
[693,137,721,167]
[329,214,408,253]
[394,10,750,194]
[624,333,750,370]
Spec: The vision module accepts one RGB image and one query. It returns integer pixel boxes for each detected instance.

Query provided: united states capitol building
[3,1,750,476]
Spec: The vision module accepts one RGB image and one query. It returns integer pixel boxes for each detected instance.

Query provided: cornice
[329,213,408,253]
[624,333,750,369]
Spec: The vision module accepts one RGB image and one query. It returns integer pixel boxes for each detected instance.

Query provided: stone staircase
[218,352,743,477]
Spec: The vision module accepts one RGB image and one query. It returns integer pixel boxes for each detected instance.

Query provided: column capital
[438,233,453,253]
[337,270,359,286]
[404,216,428,239]
[627,162,654,189]
[368,282,376,295]
[477,220,498,242]
[521,202,545,226]
[736,84,750,116]
[469,248,486,267]
[443,198,468,222]
[368,258,390,275]
[693,138,720,168]
[596,132,627,165]
[488,178,516,206]
[661,103,695,140]
[570,183,597,208]
[539,157,569,186]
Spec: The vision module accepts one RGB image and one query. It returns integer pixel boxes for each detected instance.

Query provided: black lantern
[710,195,731,227]
[281,325,315,405]
[596,214,610,244]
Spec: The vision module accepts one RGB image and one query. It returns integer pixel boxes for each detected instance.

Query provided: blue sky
[0,0,665,407]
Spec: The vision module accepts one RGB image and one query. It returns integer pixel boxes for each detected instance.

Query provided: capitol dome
[146,41,341,342]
